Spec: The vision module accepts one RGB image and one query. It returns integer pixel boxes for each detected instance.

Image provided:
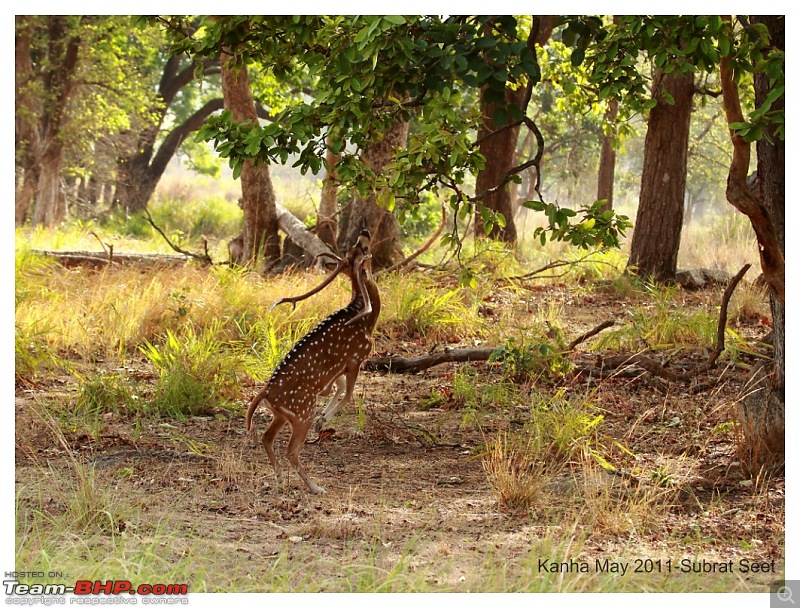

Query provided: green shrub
[140,324,242,418]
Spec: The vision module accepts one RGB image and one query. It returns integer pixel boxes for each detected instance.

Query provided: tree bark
[474,86,525,243]
[754,16,785,394]
[220,53,280,267]
[727,15,784,469]
[317,140,340,251]
[24,17,81,227]
[15,17,38,225]
[338,119,408,268]
[627,69,694,282]
[597,98,619,213]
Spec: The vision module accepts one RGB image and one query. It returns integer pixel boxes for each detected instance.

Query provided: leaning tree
[719,15,784,467]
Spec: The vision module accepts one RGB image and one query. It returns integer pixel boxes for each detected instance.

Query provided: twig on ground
[568,320,615,351]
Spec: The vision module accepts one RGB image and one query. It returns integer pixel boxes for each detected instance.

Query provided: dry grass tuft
[482,430,554,513]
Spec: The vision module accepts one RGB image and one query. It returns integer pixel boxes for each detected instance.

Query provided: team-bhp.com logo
[4,575,188,604]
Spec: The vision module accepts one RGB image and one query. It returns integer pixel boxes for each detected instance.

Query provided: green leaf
[492,107,508,127]
[383,15,405,26]
[475,36,497,50]
[718,35,731,57]
[570,48,586,67]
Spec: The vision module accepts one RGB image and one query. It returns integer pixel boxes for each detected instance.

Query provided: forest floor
[15,269,784,593]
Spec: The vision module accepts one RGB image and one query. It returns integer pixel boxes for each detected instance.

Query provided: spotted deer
[245,230,380,494]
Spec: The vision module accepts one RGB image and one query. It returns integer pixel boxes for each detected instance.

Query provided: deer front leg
[314,359,361,433]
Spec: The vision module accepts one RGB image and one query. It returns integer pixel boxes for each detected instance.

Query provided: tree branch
[142,208,213,265]
[720,52,785,305]
[149,98,225,178]
[377,203,447,276]
[568,320,615,351]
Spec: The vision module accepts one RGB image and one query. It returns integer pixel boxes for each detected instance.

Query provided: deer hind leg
[261,413,288,488]
[314,358,361,434]
[285,410,325,494]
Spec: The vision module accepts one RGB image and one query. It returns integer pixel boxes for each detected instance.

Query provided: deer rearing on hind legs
[245,230,380,494]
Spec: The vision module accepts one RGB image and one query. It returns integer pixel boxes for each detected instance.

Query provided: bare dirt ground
[15,282,784,592]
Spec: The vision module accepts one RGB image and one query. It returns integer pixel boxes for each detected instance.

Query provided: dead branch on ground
[592,264,751,382]
[568,320,616,351]
[365,319,616,374]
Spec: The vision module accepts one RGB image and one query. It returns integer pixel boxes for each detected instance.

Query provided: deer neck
[364,273,381,328]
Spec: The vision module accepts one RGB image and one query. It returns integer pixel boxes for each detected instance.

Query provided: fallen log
[275,202,336,262]
[28,249,192,268]
[364,347,499,374]
[365,320,618,374]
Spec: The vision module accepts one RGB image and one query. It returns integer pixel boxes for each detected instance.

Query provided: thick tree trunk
[719,16,784,468]
[220,54,280,267]
[338,119,408,268]
[15,17,37,225]
[114,98,224,212]
[25,17,81,227]
[32,144,67,226]
[736,16,784,468]
[597,98,619,213]
[474,86,525,243]
[114,150,159,213]
[754,15,785,394]
[627,70,694,282]
[16,165,39,226]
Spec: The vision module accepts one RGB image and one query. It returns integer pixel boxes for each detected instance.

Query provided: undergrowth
[14,218,778,594]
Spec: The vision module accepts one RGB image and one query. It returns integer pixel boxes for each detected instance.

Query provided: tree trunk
[220,54,280,267]
[736,15,784,469]
[627,69,694,282]
[114,148,159,213]
[317,140,340,251]
[597,98,619,213]
[473,16,554,244]
[754,15,785,393]
[338,119,408,268]
[474,85,525,243]
[32,142,68,226]
[24,17,81,227]
[114,98,224,213]
[15,17,38,225]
